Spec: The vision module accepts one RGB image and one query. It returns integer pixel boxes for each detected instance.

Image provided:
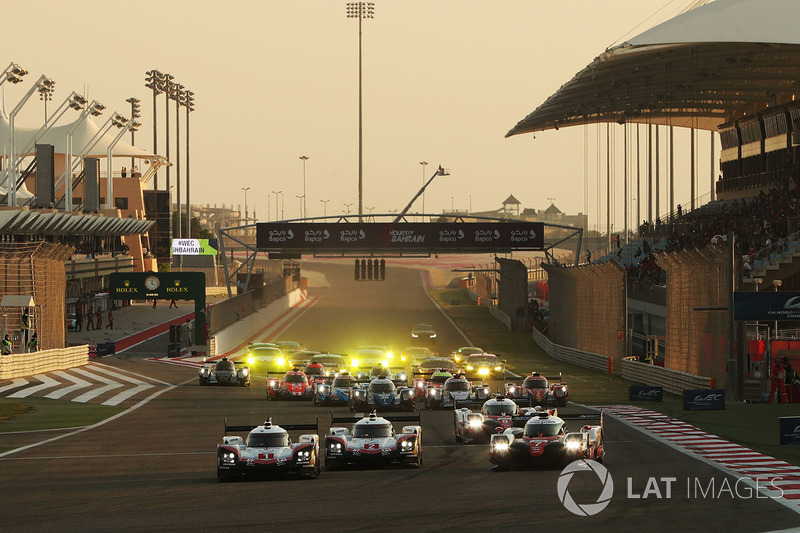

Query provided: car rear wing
[560,412,602,426]
[224,417,319,435]
[330,411,421,425]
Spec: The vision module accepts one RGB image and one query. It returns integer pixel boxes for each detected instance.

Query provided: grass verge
[0,398,124,433]
[430,288,800,466]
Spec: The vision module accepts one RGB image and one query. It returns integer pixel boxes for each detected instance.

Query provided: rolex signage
[109,272,205,300]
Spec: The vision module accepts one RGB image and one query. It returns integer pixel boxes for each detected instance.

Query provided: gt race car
[505,372,569,407]
[410,323,437,345]
[266,368,314,400]
[245,345,292,374]
[489,411,604,469]
[349,376,416,412]
[199,357,251,386]
[324,412,422,469]
[463,354,506,380]
[454,395,555,444]
[450,346,484,364]
[216,418,320,481]
[425,374,491,410]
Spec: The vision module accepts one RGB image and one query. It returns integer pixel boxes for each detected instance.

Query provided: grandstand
[507,0,800,400]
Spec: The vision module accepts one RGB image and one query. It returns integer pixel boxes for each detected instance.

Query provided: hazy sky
[3,0,717,232]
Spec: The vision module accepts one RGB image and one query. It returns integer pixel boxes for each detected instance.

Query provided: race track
[1,263,798,532]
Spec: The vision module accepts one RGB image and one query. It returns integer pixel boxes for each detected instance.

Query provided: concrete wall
[209,288,307,356]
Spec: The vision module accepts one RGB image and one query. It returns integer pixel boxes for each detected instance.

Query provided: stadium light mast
[346,1,374,221]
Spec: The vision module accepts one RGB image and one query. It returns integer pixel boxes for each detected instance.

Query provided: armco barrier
[532,327,611,373]
[621,358,714,396]
[488,304,512,331]
[0,345,89,380]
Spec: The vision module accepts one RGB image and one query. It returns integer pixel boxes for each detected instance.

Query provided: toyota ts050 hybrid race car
[454,395,557,444]
[504,372,569,407]
[199,357,251,386]
[266,368,314,400]
[216,418,320,481]
[349,376,416,412]
[489,411,604,469]
[324,411,422,469]
[425,374,491,410]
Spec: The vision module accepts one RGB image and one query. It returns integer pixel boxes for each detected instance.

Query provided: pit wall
[209,288,307,357]
[0,345,88,380]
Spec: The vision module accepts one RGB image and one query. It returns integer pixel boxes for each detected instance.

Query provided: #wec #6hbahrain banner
[255,222,545,252]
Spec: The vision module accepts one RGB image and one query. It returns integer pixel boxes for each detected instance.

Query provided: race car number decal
[364,443,380,449]
[498,417,512,428]
[529,440,547,456]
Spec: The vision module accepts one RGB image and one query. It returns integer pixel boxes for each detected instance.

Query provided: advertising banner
[629,385,663,402]
[255,222,545,252]
[734,291,800,321]
[779,417,800,445]
[682,389,725,411]
[171,238,219,256]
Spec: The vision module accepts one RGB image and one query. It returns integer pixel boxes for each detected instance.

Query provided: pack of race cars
[209,342,605,481]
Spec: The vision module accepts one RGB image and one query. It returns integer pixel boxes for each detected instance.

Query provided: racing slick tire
[199,378,208,386]
[301,454,321,479]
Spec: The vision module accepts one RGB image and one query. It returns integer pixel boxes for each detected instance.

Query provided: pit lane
[1,263,798,532]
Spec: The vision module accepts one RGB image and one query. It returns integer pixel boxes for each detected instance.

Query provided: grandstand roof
[506,0,800,137]
[0,210,153,236]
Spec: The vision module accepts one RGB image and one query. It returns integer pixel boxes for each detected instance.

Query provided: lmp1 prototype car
[324,412,422,469]
[413,369,453,401]
[489,411,604,469]
[505,372,569,407]
[199,357,251,386]
[266,368,314,400]
[454,395,556,444]
[349,376,416,412]
[313,372,359,406]
[425,374,491,410]
[216,418,320,481]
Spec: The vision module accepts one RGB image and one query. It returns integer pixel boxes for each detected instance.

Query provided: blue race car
[314,373,359,406]
[349,376,415,413]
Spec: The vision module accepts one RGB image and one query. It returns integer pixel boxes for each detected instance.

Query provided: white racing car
[216,418,320,481]
[199,357,251,386]
[324,411,422,469]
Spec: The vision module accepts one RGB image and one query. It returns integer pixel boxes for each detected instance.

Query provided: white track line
[86,366,155,407]
[0,378,28,394]
[7,375,60,399]
[69,368,123,403]
[89,362,172,386]
[45,371,92,400]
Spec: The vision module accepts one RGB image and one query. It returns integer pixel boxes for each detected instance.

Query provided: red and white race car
[505,372,568,407]
[454,395,555,444]
[267,368,314,400]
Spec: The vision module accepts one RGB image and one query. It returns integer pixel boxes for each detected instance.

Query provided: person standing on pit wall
[771,357,789,403]
[169,299,177,309]
[20,308,30,347]
[95,307,103,330]
[86,306,95,331]
[27,333,38,352]
[2,334,12,355]
[106,308,114,330]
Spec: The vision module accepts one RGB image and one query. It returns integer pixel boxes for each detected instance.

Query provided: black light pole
[163,73,174,206]
[184,90,194,238]
[126,97,141,173]
[145,70,163,189]
[174,83,183,238]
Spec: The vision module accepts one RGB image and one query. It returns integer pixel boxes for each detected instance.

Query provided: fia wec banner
[255,222,545,252]
[682,389,725,411]
[171,238,219,256]
[779,417,800,445]
[734,291,800,321]
[629,385,663,402]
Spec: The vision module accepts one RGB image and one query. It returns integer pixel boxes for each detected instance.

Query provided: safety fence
[532,327,612,374]
[621,358,715,395]
[0,344,89,380]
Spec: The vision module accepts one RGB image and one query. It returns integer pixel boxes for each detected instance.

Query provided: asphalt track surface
[2,263,800,532]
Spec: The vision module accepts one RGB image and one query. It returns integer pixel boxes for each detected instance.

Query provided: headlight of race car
[247,355,255,366]
[401,390,412,401]
[466,365,473,370]
[395,372,407,382]
[509,387,516,394]
[381,360,390,368]
[200,368,209,377]
[268,380,277,388]
[491,437,510,453]
[277,357,286,367]
[400,439,415,453]
[565,436,584,452]
[317,384,328,393]
[494,366,502,372]
[477,387,489,399]
[468,415,482,429]
[222,452,236,464]
[430,334,436,338]
[478,368,489,376]
[296,450,312,462]
[351,359,360,368]
[412,333,419,338]
[429,388,442,398]
[240,368,249,376]
[400,355,407,362]
[328,442,343,454]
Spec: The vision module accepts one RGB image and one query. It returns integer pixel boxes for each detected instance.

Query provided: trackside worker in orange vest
[771,358,789,404]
